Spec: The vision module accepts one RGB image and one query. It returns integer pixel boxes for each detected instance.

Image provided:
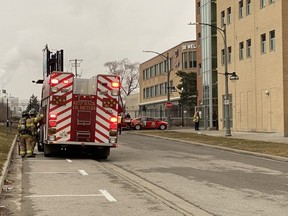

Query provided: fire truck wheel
[37,142,44,152]
[135,125,141,130]
[44,144,52,157]
[159,124,166,130]
[93,147,110,159]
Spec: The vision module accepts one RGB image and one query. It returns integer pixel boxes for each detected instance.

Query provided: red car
[131,116,167,130]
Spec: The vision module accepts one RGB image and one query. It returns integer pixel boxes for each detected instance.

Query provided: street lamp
[143,50,172,130]
[188,22,239,136]
[2,90,9,133]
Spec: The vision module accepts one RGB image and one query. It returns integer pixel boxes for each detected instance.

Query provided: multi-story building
[139,41,197,126]
[198,0,287,135]
[195,0,218,130]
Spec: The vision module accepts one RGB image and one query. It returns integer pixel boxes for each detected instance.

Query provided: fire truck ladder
[76,110,92,142]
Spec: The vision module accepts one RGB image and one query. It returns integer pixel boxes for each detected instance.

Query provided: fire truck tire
[93,147,110,159]
[37,142,44,152]
[135,125,141,130]
[44,144,52,157]
[159,124,166,130]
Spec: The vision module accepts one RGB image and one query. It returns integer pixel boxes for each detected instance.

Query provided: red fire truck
[38,72,120,159]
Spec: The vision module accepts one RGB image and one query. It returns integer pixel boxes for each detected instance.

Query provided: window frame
[269,30,276,51]
[246,0,251,15]
[239,0,244,19]
[246,39,252,58]
[228,46,232,63]
[261,33,266,54]
[227,7,231,25]
[221,49,225,65]
[260,0,266,8]
[239,42,244,60]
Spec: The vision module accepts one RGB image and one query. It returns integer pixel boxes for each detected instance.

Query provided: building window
[182,52,188,69]
[269,0,275,4]
[227,7,231,24]
[143,70,146,80]
[160,83,164,95]
[260,0,266,8]
[221,49,225,65]
[151,86,155,97]
[164,60,168,72]
[155,84,159,96]
[270,30,276,51]
[228,47,232,63]
[155,65,159,76]
[261,33,266,54]
[239,42,244,60]
[189,51,197,68]
[239,0,243,19]
[221,10,225,27]
[150,66,155,77]
[246,0,251,15]
[246,39,252,58]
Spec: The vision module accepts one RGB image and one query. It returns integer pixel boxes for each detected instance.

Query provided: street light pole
[188,22,235,136]
[143,50,171,130]
[222,23,231,136]
[166,52,171,130]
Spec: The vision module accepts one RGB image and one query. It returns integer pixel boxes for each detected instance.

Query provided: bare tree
[104,58,139,112]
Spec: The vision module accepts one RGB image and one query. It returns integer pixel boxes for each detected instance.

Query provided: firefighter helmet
[29,108,37,116]
[22,111,29,117]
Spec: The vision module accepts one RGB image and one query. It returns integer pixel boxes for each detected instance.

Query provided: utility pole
[70,59,83,77]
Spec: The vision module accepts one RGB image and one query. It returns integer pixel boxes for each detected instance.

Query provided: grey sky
[0,0,196,100]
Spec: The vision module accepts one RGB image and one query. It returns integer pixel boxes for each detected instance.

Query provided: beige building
[139,41,197,125]
[215,0,287,135]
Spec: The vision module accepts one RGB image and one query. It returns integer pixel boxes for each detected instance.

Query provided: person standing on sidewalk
[26,109,43,157]
[18,111,30,157]
[117,114,122,135]
[193,111,200,131]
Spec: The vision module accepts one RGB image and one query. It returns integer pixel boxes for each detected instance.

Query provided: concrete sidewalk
[171,127,288,144]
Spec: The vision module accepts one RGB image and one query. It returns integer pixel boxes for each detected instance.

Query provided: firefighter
[17,111,30,157]
[26,109,43,157]
[117,114,122,135]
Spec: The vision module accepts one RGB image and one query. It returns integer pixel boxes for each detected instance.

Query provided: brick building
[139,41,197,126]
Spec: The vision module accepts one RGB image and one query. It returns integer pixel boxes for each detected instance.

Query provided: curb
[129,132,288,163]
[0,136,17,195]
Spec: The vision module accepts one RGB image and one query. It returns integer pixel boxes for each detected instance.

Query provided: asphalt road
[1,133,288,216]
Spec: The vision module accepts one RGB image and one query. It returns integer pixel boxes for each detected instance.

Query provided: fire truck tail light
[49,113,57,119]
[110,117,117,123]
[111,82,119,88]
[51,79,59,85]
[49,121,57,127]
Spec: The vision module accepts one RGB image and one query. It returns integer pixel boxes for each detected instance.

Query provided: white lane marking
[25,172,76,174]
[77,170,88,176]
[26,194,103,198]
[66,159,72,162]
[99,190,117,202]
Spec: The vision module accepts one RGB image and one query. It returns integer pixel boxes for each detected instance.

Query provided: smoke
[0,48,21,88]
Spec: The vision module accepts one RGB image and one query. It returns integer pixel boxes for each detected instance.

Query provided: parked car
[131,116,167,130]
